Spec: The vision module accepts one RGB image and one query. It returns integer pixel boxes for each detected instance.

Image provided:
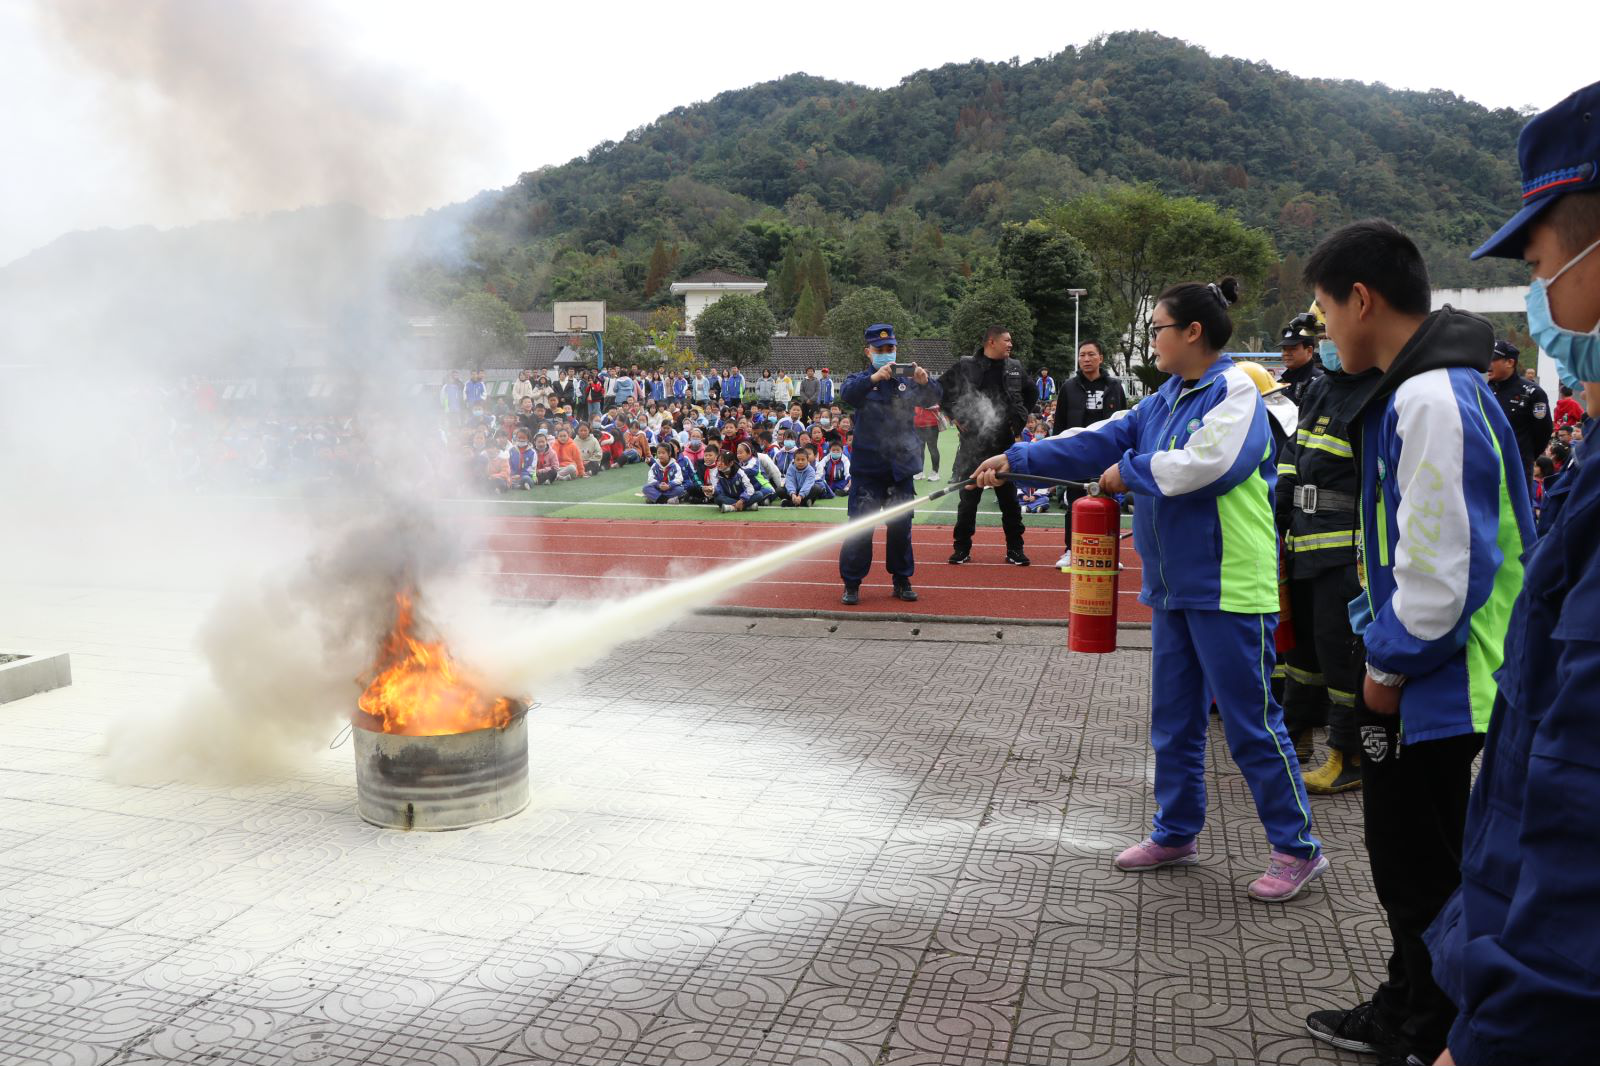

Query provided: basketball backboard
[552,301,607,334]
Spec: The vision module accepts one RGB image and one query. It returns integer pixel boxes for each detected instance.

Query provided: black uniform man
[1049,339,1129,569]
[1486,339,1554,477]
[838,324,940,605]
[1278,318,1324,406]
[943,326,1037,566]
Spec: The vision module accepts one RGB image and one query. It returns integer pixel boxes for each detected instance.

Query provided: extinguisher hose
[997,472,1132,537]
[997,472,1101,492]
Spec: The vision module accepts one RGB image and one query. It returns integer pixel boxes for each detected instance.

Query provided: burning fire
[356,591,515,737]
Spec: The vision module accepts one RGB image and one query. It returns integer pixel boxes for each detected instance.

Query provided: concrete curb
[0,651,72,705]
[693,604,1154,629]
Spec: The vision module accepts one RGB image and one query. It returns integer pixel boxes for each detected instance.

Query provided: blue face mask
[871,352,896,369]
[1525,234,1600,390]
[1317,339,1342,372]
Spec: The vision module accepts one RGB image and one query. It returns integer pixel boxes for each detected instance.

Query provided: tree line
[415,31,1528,377]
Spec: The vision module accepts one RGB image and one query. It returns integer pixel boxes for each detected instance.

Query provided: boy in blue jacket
[1298,220,1535,1066]
[1423,83,1600,1066]
[976,279,1324,902]
[781,446,829,507]
[819,445,851,497]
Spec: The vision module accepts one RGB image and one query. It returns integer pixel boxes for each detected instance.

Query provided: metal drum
[351,701,529,831]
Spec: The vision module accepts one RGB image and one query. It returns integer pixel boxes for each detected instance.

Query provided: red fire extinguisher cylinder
[1068,485,1122,653]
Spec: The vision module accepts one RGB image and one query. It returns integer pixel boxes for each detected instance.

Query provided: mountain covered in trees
[415,32,1526,334]
[2,31,1531,370]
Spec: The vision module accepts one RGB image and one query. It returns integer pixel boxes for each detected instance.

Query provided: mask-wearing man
[1414,79,1600,1066]
[836,323,938,605]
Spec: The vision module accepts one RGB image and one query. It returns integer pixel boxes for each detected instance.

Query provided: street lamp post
[1067,288,1088,356]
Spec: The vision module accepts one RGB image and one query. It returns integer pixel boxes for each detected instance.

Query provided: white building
[669,270,768,334]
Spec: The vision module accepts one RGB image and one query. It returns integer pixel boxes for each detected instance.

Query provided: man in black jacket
[942,326,1037,566]
[1049,340,1129,568]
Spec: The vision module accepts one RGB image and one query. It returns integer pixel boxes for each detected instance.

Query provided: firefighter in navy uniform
[837,323,941,605]
[942,325,1038,566]
[1274,313,1374,794]
[1485,340,1554,477]
[1278,316,1325,406]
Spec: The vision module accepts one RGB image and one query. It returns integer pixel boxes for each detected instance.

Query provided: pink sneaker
[1114,837,1199,871]
[1248,851,1330,901]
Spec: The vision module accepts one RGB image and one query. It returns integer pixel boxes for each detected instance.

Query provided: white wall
[683,292,714,334]
[1433,285,1560,399]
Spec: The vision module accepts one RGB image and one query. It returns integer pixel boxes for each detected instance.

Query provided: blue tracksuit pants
[1149,607,1320,861]
[839,474,914,584]
[643,483,684,503]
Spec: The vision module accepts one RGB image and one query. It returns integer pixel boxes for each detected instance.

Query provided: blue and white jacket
[1006,356,1278,614]
[820,452,853,491]
[1346,308,1535,744]
[646,458,683,489]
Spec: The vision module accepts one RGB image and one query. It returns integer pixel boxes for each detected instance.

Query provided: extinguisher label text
[1071,533,1118,616]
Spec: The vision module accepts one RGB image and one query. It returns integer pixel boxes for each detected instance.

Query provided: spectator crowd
[436,362,1122,514]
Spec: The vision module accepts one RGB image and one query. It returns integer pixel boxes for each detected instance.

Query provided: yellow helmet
[1236,359,1287,397]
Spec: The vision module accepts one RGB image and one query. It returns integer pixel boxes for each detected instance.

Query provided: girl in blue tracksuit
[644,444,684,503]
[976,279,1324,902]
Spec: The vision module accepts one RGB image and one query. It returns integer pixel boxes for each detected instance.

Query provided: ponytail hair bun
[1155,279,1239,350]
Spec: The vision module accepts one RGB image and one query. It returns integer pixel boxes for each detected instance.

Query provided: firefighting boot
[1303,749,1362,794]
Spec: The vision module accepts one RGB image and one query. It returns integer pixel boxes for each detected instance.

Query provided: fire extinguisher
[1068,483,1122,653]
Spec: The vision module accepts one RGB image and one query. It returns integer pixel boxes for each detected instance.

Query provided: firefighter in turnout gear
[1274,309,1372,793]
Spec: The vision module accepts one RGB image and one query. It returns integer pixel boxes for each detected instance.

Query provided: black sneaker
[1005,549,1031,566]
[1305,1001,1403,1057]
[840,584,860,606]
[893,580,918,602]
[948,550,972,565]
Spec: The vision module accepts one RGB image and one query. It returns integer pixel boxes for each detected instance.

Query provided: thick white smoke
[32,0,489,224]
[1,0,506,783]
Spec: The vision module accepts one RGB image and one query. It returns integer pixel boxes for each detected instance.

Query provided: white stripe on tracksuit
[1389,373,1472,643]
[1145,367,1259,497]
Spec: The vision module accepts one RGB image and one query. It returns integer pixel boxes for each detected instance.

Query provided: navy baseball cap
[1473,80,1600,260]
[864,323,897,347]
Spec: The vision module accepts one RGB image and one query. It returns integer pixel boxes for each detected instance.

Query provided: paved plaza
[1,584,1376,1065]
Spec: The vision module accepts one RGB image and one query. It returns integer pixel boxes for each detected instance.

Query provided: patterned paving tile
[0,590,1378,1064]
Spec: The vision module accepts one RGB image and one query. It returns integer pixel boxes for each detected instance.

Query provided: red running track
[466,516,1151,624]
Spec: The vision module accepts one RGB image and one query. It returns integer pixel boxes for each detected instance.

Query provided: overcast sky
[1,0,1590,267]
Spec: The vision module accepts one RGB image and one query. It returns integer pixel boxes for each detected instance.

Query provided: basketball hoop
[567,333,584,350]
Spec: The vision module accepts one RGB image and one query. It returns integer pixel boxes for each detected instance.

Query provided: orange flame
[356,591,514,737]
